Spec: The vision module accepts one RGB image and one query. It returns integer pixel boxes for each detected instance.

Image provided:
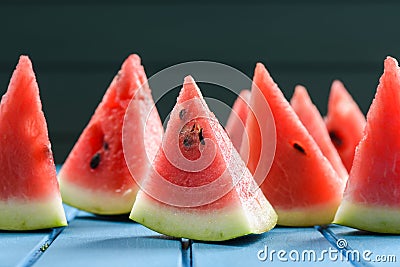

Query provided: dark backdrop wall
[0,1,399,163]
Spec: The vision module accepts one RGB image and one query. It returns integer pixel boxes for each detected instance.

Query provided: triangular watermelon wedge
[58,54,163,215]
[325,80,366,172]
[129,76,277,241]
[334,57,400,233]
[242,63,345,226]
[0,56,67,230]
[225,89,251,152]
[290,85,348,181]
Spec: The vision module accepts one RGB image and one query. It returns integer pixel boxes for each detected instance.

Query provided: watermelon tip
[331,80,344,90]
[293,84,307,96]
[384,56,399,70]
[16,55,33,69]
[183,75,196,84]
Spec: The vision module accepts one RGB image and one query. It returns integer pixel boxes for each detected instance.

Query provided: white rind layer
[334,200,400,234]
[0,196,67,230]
[59,172,138,215]
[276,201,340,226]
[130,190,277,241]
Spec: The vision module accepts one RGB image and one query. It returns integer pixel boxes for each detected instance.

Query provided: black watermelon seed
[183,137,192,147]
[90,153,101,169]
[199,128,205,145]
[329,131,343,147]
[103,142,109,150]
[179,109,187,120]
[293,142,306,155]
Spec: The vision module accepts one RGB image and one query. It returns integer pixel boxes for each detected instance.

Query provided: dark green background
[0,1,398,163]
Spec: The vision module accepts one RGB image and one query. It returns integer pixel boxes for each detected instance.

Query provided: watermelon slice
[290,85,348,181]
[129,76,277,241]
[0,56,67,230]
[242,63,345,226]
[225,90,250,152]
[334,57,400,233]
[325,80,366,172]
[58,54,163,215]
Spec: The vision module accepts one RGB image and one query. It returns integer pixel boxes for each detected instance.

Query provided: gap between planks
[315,225,374,267]
[181,238,193,267]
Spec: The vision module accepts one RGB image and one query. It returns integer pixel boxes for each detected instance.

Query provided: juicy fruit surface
[59,54,163,214]
[338,58,400,205]
[130,76,277,241]
[244,63,344,226]
[291,85,348,180]
[343,57,400,205]
[335,57,400,234]
[156,120,225,188]
[0,56,66,230]
[148,77,235,191]
[0,57,59,200]
[325,80,366,172]
[225,90,251,152]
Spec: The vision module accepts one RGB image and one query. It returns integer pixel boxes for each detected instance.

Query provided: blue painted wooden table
[1,203,398,267]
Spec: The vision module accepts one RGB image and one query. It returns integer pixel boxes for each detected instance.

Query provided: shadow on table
[76,213,133,223]
[0,229,52,234]
[194,232,265,247]
[72,235,181,249]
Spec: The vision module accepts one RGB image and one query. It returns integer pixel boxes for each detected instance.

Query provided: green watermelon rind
[59,174,138,215]
[0,197,67,230]
[130,190,277,241]
[334,200,400,234]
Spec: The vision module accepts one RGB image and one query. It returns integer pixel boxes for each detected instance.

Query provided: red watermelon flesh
[129,76,277,241]
[325,80,366,172]
[243,63,345,226]
[58,54,163,215]
[290,85,348,181]
[225,90,251,152]
[0,56,67,230]
[334,57,400,233]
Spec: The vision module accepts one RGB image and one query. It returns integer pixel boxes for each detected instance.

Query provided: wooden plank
[35,212,183,267]
[322,225,399,266]
[192,227,352,266]
[0,229,52,267]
